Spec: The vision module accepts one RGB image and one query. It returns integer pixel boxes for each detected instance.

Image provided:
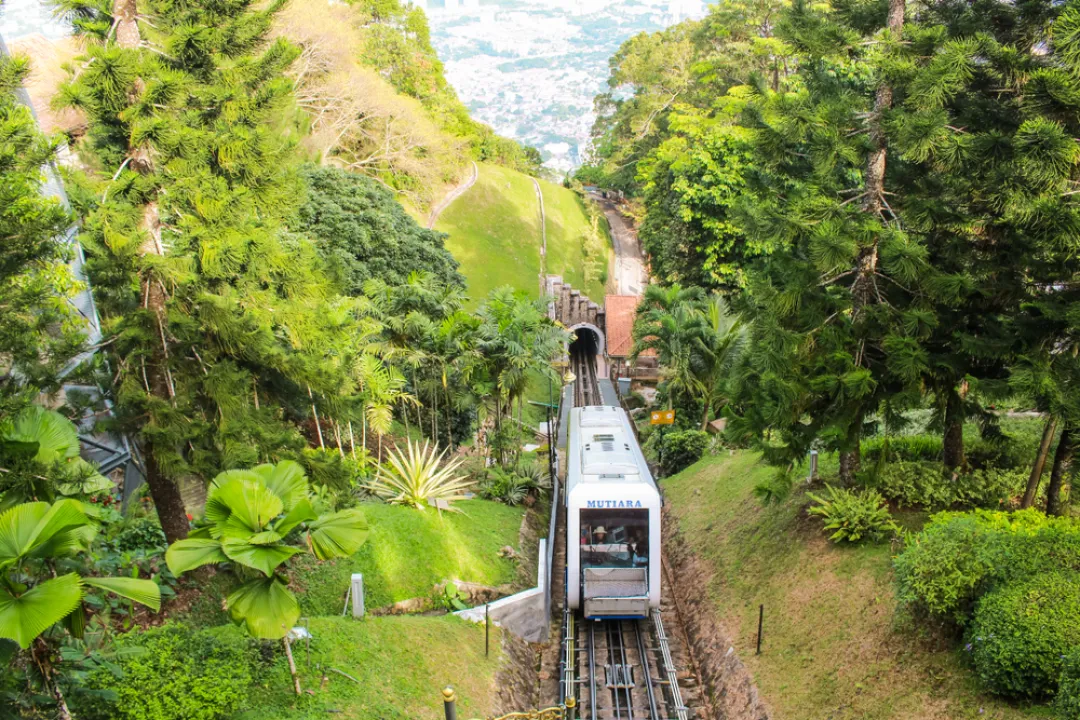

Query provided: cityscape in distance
[422,0,707,173]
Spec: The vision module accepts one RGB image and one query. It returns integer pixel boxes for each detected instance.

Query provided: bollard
[351,573,365,618]
[808,450,819,481]
[442,686,457,720]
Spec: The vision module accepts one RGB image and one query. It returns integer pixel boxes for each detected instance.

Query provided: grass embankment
[436,164,612,306]
[663,451,1045,719]
[293,500,526,614]
[540,179,610,301]
[177,499,525,625]
[437,164,543,305]
[234,615,502,720]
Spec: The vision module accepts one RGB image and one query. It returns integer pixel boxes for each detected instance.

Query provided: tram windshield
[579,509,649,568]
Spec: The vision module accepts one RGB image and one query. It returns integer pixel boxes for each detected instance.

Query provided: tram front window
[579,509,648,568]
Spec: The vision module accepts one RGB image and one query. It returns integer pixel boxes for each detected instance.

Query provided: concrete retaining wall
[457,538,550,642]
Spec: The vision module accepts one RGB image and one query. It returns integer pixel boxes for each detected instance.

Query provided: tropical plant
[0,499,161,717]
[0,406,112,506]
[165,461,368,641]
[367,440,472,510]
[806,486,898,544]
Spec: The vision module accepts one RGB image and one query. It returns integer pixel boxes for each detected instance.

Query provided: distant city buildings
[427,0,708,172]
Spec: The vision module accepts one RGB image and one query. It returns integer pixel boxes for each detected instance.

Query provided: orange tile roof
[605,295,643,358]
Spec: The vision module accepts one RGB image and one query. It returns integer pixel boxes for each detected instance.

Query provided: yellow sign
[650,410,675,425]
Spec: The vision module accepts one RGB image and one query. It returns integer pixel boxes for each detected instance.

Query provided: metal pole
[756,604,764,655]
[442,686,457,720]
[485,604,490,657]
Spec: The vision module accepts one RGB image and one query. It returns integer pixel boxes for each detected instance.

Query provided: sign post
[649,410,675,425]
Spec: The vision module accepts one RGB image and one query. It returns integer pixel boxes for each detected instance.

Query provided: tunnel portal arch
[567,323,607,378]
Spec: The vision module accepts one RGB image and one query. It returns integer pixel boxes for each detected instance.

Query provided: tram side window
[579,509,648,568]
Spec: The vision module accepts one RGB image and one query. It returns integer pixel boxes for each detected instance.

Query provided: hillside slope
[663,451,1041,720]
[436,164,611,305]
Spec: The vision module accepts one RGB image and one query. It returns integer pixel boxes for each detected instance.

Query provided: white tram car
[565,405,662,619]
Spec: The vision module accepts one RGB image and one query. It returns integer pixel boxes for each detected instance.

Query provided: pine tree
[54,0,366,541]
[0,40,83,419]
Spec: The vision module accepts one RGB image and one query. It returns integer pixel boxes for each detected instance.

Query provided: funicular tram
[565,405,662,619]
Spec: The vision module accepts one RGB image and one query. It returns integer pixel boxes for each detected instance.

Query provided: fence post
[756,604,764,655]
[442,686,457,720]
[485,604,490,657]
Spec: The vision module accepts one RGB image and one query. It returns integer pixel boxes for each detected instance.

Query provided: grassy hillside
[437,164,612,306]
[292,499,525,614]
[236,615,502,720]
[540,178,610,301]
[663,451,1044,720]
[437,164,543,305]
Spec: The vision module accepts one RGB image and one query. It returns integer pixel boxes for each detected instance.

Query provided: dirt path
[427,160,479,229]
[589,191,646,296]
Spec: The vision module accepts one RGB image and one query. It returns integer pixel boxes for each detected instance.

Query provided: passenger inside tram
[580,509,649,568]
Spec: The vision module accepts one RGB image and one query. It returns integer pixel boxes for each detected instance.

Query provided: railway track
[553,352,707,720]
[571,343,599,408]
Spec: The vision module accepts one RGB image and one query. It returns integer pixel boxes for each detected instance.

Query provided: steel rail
[634,620,661,720]
[588,621,598,720]
[651,610,689,720]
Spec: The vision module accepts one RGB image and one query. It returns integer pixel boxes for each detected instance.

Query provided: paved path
[589,192,646,296]
[427,160,478,229]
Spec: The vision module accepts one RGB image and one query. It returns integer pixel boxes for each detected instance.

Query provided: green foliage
[875,461,1025,510]
[0,46,83,419]
[367,440,472,510]
[806,485,897,543]
[78,624,256,720]
[0,500,160,649]
[861,435,943,464]
[894,510,1080,624]
[296,165,462,292]
[967,572,1080,699]
[0,406,112,505]
[165,461,367,639]
[660,429,710,474]
[477,462,549,506]
[1057,651,1080,720]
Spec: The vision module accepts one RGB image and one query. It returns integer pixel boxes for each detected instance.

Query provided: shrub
[894,509,1080,624]
[108,517,167,553]
[806,485,898,543]
[875,462,1025,510]
[967,572,1080,699]
[876,461,952,508]
[478,467,531,505]
[862,435,943,463]
[1057,651,1080,719]
[78,625,256,720]
[660,429,709,474]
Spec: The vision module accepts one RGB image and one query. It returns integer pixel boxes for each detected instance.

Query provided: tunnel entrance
[567,323,606,379]
[569,327,600,358]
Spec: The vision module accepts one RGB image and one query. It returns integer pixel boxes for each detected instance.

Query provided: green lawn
[172,499,525,626]
[436,163,542,307]
[539,179,610,302]
[291,499,525,614]
[235,616,502,720]
[662,451,1048,720]
[436,165,609,307]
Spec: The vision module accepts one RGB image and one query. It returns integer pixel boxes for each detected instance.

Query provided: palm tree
[693,295,745,430]
[476,288,569,465]
[632,284,710,412]
[0,500,161,718]
[353,354,415,458]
